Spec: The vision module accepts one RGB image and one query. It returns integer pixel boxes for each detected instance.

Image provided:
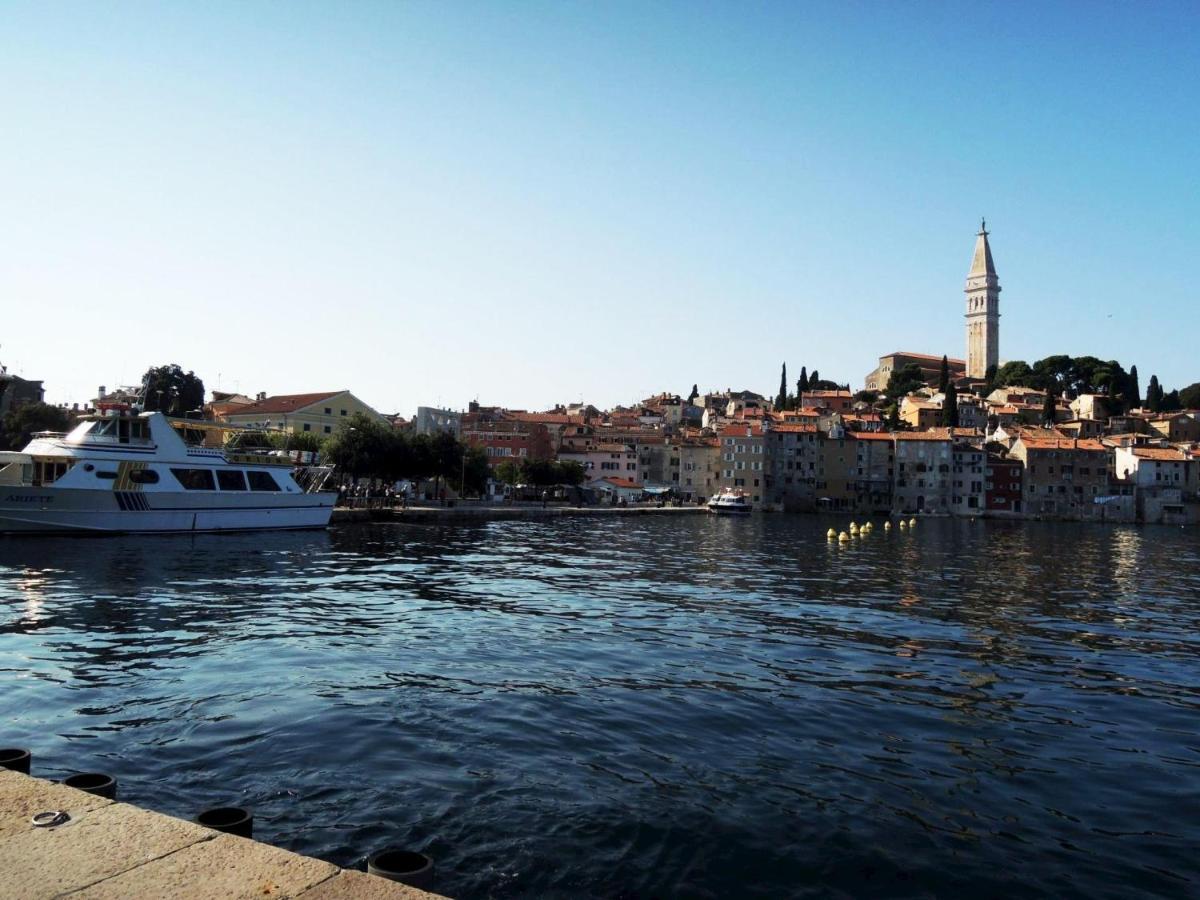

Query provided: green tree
[554,460,586,486]
[1178,382,1200,409]
[886,402,901,431]
[323,413,391,480]
[1147,374,1162,412]
[983,363,998,395]
[938,355,950,394]
[776,363,788,411]
[940,382,959,428]
[1030,355,1074,393]
[798,367,809,395]
[0,402,73,450]
[884,363,926,401]
[687,384,699,405]
[993,360,1034,388]
[458,446,491,496]
[266,430,326,455]
[1042,388,1057,425]
[141,364,205,414]
[1160,389,1182,413]
[1126,365,1142,409]
[495,460,522,485]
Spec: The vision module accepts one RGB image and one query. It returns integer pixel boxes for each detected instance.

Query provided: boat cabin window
[246,470,282,492]
[171,468,216,491]
[217,470,247,491]
[87,417,150,443]
[33,460,73,485]
[95,471,118,480]
[129,469,159,485]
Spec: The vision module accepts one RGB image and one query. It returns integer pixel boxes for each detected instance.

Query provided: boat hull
[0,486,336,534]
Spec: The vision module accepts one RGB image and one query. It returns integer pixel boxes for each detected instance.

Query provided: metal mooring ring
[32,810,70,828]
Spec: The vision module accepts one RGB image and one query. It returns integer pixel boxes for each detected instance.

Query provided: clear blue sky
[3,1,1197,414]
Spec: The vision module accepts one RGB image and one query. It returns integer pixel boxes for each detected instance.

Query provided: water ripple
[2,517,1199,898]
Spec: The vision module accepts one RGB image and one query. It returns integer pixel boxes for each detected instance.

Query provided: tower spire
[964,220,1000,379]
[969,218,996,277]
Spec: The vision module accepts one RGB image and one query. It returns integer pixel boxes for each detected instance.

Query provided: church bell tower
[964,219,1000,379]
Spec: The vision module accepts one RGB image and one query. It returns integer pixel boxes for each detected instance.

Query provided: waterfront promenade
[0,770,445,900]
[331,503,709,523]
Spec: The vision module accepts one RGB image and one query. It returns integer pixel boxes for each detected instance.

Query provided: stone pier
[0,769,446,899]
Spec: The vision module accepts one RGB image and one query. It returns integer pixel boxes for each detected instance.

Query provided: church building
[863,221,1003,391]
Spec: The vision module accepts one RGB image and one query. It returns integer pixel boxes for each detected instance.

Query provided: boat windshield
[78,417,152,445]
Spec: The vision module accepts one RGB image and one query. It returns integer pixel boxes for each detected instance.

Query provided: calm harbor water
[2,517,1198,898]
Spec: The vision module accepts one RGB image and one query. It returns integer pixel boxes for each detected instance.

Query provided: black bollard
[196,806,253,838]
[0,748,31,774]
[366,848,435,890]
[63,772,118,799]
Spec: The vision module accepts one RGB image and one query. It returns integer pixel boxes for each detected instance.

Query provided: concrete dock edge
[0,770,447,899]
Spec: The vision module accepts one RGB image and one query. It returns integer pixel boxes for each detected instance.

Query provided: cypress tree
[1042,388,1057,425]
[798,367,809,395]
[687,383,699,405]
[1126,366,1140,410]
[810,370,819,388]
[983,363,998,395]
[939,355,950,394]
[776,363,788,411]
[1147,374,1161,412]
[941,382,959,428]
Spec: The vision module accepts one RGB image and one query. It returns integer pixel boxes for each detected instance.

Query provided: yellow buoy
[884,521,892,530]
[863,522,873,532]
[827,528,837,539]
[898,520,907,529]
[838,531,850,542]
[909,518,917,527]
[849,521,857,530]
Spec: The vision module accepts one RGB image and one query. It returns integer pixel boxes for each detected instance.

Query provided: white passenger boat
[0,409,336,534]
[706,490,752,515]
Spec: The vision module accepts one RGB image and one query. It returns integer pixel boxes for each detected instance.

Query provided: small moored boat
[707,490,752,516]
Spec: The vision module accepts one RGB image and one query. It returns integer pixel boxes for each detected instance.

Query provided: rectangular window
[303,423,312,432]
[217,470,248,491]
[323,425,332,434]
[324,407,332,415]
[171,468,215,491]
[246,471,282,492]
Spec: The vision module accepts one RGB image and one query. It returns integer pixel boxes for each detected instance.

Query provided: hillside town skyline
[4,217,1197,526]
[12,220,1194,423]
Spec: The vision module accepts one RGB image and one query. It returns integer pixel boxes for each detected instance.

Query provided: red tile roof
[596,477,641,489]
[506,411,574,425]
[884,351,966,366]
[719,423,764,437]
[1131,447,1188,461]
[222,391,343,417]
[1019,436,1107,451]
